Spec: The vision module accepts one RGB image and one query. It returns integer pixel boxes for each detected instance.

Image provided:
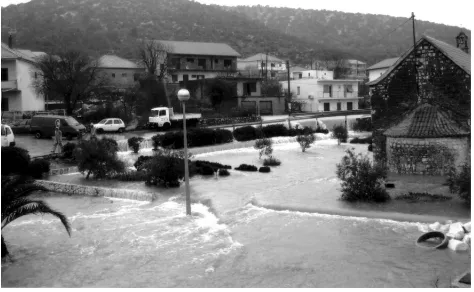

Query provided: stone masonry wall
[386,136,469,175]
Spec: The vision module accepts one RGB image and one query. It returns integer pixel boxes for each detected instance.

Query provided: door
[5,126,14,145]
[324,103,330,112]
[337,102,341,111]
[159,109,168,125]
[183,75,189,82]
[104,119,114,131]
[1,97,8,111]
[1,125,7,146]
[113,119,122,131]
[241,101,257,115]
[259,101,273,115]
[347,102,353,111]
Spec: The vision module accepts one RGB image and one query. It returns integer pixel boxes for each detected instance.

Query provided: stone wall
[386,136,469,175]
[36,180,154,202]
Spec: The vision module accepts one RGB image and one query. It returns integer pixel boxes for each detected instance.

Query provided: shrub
[289,126,314,137]
[194,160,231,170]
[351,117,372,132]
[213,129,234,144]
[128,137,144,153]
[62,142,76,159]
[447,164,470,206]
[154,128,234,149]
[368,144,373,152]
[254,137,273,159]
[144,148,193,187]
[395,192,452,203]
[332,125,348,145]
[151,134,163,150]
[261,124,288,138]
[218,169,230,176]
[233,126,259,142]
[27,159,51,179]
[172,118,200,129]
[350,136,372,144]
[111,170,148,182]
[1,146,30,176]
[134,155,153,171]
[315,128,330,134]
[263,157,281,166]
[200,165,215,176]
[74,137,125,179]
[296,133,316,152]
[336,149,390,203]
[235,164,258,171]
[259,166,271,173]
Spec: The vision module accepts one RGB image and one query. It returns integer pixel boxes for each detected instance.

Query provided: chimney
[8,34,13,49]
[456,32,469,54]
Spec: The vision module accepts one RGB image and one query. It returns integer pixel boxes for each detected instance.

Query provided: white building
[367,57,399,82]
[1,42,46,112]
[237,53,287,78]
[280,77,361,112]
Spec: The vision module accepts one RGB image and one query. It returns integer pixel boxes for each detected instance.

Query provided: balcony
[297,90,359,100]
[1,80,18,92]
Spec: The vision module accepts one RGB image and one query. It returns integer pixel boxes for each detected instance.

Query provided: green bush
[134,156,153,171]
[172,118,200,129]
[233,126,259,142]
[289,126,314,136]
[259,166,271,173]
[296,133,316,152]
[155,128,234,149]
[112,170,148,181]
[332,125,348,145]
[447,164,470,206]
[336,149,390,202]
[1,146,31,176]
[62,142,76,159]
[254,137,273,159]
[151,134,163,150]
[261,124,288,138]
[200,165,215,175]
[235,164,258,171]
[351,117,372,132]
[395,192,452,203]
[194,160,231,170]
[263,156,281,166]
[214,129,234,144]
[350,136,372,144]
[128,137,144,153]
[218,169,230,176]
[144,148,193,187]
[74,137,125,179]
[27,159,51,179]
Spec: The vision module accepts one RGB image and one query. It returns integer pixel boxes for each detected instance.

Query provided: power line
[375,15,413,43]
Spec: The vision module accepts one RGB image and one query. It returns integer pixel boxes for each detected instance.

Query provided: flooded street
[2,139,470,287]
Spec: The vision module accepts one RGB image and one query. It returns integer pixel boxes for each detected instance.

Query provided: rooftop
[367,57,400,70]
[1,43,45,63]
[156,40,240,57]
[98,55,144,69]
[240,53,285,62]
[384,103,470,138]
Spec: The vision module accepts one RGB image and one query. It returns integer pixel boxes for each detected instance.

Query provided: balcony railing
[294,90,359,99]
[168,63,236,71]
[1,80,18,91]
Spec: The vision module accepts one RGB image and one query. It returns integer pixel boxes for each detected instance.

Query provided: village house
[344,59,367,80]
[368,33,470,175]
[237,53,287,78]
[1,41,46,113]
[157,40,240,84]
[97,55,145,89]
[366,57,399,82]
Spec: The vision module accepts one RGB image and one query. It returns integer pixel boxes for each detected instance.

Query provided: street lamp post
[177,88,191,215]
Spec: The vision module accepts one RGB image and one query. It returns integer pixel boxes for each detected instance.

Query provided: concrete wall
[100,67,143,88]
[368,68,388,82]
[386,136,470,175]
[16,60,44,111]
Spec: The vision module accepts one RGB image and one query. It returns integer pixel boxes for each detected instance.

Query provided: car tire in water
[35,131,42,139]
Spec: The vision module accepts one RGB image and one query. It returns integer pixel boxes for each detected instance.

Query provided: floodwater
[2,139,471,288]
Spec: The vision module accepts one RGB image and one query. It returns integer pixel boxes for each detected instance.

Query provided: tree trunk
[1,235,9,258]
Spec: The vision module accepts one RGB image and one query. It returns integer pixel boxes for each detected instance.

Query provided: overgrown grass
[395,192,452,203]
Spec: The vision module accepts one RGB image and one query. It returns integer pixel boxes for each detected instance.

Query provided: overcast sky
[1,0,472,29]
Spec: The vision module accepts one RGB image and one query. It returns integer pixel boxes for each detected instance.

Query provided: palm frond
[2,200,71,236]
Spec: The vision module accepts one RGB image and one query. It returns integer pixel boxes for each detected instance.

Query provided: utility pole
[412,12,419,98]
[286,60,291,128]
[265,52,268,81]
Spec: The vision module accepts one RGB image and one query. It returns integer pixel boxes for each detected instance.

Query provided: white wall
[368,68,388,82]
[300,70,334,80]
[170,71,219,82]
[16,60,44,111]
[2,60,17,80]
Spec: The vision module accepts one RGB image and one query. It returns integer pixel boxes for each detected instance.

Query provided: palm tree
[1,175,71,258]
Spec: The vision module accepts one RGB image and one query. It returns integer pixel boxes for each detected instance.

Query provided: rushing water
[2,139,471,287]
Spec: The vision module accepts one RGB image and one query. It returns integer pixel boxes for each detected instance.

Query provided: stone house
[368,34,471,173]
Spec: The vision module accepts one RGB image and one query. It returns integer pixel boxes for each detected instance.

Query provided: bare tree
[137,40,173,81]
[32,50,109,115]
[320,53,351,79]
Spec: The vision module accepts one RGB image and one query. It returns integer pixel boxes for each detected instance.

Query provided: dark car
[10,119,31,134]
[30,115,86,140]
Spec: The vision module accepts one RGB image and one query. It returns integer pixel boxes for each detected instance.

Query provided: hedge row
[1,146,51,178]
[199,116,262,127]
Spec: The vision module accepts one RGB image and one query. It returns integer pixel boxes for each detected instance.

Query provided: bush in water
[74,137,125,179]
[289,126,314,136]
[1,146,30,176]
[233,126,259,142]
[336,149,390,203]
[296,133,316,152]
[128,137,144,153]
[350,136,372,144]
[332,124,348,145]
[218,169,230,176]
[213,129,234,144]
[27,159,51,179]
[351,117,372,132]
[112,170,148,181]
[194,160,231,170]
[144,148,193,187]
[259,166,271,173]
[151,134,163,150]
[134,155,153,172]
[447,164,470,206]
[254,137,273,159]
[154,128,234,149]
[62,142,76,159]
[235,164,258,172]
[263,156,281,166]
[200,165,215,176]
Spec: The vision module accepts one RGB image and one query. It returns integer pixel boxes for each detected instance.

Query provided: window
[1,68,8,81]
[112,73,116,78]
[337,102,341,111]
[172,75,178,82]
[122,73,127,77]
[159,110,167,116]
[183,75,189,82]
[271,63,275,67]
[271,72,275,77]
[105,120,113,125]
[323,85,332,97]
[198,58,206,68]
[6,127,11,135]
[249,82,257,93]
[324,103,330,112]
[160,64,164,71]
[187,58,194,63]
[347,102,353,110]
[308,73,310,77]
[298,73,302,79]
[191,75,197,78]
[345,85,353,92]
[297,86,300,95]
[224,59,232,68]
[1,125,5,136]
[214,59,219,63]
[134,74,139,81]
[171,58,180,69]
[113,119,122,124]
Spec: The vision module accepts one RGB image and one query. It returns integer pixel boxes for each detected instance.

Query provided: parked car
[30,115,86,140]
[1,124,15,147]
[93,118,126,133]
[148,107,201,130]
[10,119,31,134]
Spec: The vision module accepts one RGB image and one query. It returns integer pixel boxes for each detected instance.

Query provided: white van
[1,124,15,147]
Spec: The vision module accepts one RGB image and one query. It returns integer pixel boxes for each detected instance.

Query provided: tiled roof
[241,53,284,62]
[384,103,470,138]
[368,35,471,86]
[156,40,240,57]
[367,57,399,70]
[290,66,307,73]
[98,55,143,69]
[1,43,44,63]
[347,59,366,65]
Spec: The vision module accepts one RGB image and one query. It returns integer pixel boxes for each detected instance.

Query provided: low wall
[36,180,154,202]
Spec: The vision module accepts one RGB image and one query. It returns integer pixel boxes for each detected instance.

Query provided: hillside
[1,0,470,65]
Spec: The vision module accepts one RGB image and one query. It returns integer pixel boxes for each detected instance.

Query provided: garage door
[241,101,257,115]
[259,101,273,115]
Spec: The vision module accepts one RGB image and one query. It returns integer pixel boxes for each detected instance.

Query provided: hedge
[235,164,258,171]
[152,128,234,149]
